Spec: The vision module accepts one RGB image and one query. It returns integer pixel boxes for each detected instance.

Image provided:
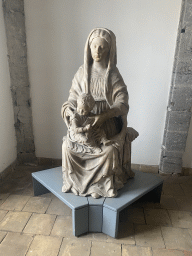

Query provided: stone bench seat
[32,167,163,238]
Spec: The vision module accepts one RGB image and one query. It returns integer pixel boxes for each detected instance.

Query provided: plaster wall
[0,1,17,173]
[24,0,181,165]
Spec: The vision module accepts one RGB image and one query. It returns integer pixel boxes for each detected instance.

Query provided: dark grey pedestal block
[32,167,163,238]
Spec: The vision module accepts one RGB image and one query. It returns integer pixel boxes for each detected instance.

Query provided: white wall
[0,1,17,173]
[24,0,181,165]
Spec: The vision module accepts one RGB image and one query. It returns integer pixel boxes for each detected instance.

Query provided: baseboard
[37,157,62,167]
[0,159,17,183]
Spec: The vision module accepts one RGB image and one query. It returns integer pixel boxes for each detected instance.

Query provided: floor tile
[168,210,192,229]
[91,233,108,241]
[22,197,51,214]
[0,210,8,222]
[26,235,62,256]
[175,196,192,211]
[51,215,73,237]
[0,231,7,243]
[134,224,165,248]
[58,238,91,256]
[0,211,31,232]
[180,184,192,197]
[160,195,179,210]
[0,194,9,206]
[0,232,33,256]
[177,176,192,185]
[163,183,185,196]
[161,226,192,251]
[144,209,172,226]
[23,213,56,235]
[46,197,72,216]
[152,248,184,256]
[120,207,145,224]
[122,245,152,256]
[12,183,34,196]
[0,195,30,211]
[39,193,56,199]
[91,241,121,256]
[106,222,135,245]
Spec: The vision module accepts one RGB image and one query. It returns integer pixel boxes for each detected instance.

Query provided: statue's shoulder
[75,65,84,76]
[110,67,124,84]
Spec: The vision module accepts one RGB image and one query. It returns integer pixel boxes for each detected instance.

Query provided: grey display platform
[32,167,163,238]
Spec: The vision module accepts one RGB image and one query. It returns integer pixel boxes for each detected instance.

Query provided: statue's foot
[62,183,71,193]
[108,189,117,198]
[91,192,101,199]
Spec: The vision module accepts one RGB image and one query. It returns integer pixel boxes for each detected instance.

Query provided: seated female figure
[61,28,138,198]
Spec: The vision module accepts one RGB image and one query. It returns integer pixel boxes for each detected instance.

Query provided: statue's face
[77,102,90,116]
[90,37,109,62]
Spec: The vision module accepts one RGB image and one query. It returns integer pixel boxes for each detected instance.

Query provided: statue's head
[89,29,111,63]
[77,93,95,116]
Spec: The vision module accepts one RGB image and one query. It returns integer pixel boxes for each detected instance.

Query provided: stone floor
[0,165,192,256]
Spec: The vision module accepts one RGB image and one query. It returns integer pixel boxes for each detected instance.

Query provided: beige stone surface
[163,183,185,196]
[134,224,165,248]
[58,238,91,256]
[23,213,56,235]
[106,222,135,245]
[122,245,153,256]
[120,207,145,224]
[144,209,172,226]
[0,210,8,222]
[22,197,52,213]
[131,164,140,171]
[180,184,192,196]
[51,215,73,237]
[46,197,72,216]
[140,165,159,174]
[0,232,33,256]
[0,232,32,255]
[0,231,7,243]
[160,195,179,210]
[162,226,192,251]
[0,194,9,206]
[19,184,34,197]
[26,235,62,256]
[39,193,56,199]
[152,248,185,256]
[168,210,192,229]
[0,195,30,211]
[0,211,31,232]
[175,196,192,211]
[91,233,108,241]
[177,176,192,185]
[91,241,121,256]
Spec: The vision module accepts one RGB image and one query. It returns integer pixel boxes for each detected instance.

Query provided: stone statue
[61,28,139,199]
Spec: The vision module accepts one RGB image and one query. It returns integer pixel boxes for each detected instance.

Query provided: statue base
[32,167,163,238]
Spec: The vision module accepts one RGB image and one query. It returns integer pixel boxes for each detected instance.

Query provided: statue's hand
[65,107,74,118]
[83,124,91,132]
[90,115,106,129]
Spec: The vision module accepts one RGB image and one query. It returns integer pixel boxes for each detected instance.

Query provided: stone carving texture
[160,0,192,174]
[61,28,138,198]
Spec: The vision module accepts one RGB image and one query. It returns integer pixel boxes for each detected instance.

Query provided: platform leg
[89,205,103,232]
[102,207,119,238]
[72,206,89,236]
[32,177,50,196]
